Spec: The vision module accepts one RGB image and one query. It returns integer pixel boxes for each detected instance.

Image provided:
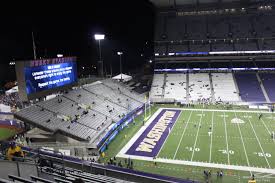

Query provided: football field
[117,107,275,180]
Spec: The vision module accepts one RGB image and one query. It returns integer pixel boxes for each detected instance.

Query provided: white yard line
[116,153,275,175]
[259,116,275,143]
[157,110,182,157]
[173,110,193,159]
[234,111,251,170]
[257,113,271,135]
[223,112,230,165]
[260,173,275,178]
[160,107,272,114]
[246,112,271,169]
[209,111,214,163]
[191,110,203,161]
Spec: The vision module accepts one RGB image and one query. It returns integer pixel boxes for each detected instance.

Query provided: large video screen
[24,62,77,95]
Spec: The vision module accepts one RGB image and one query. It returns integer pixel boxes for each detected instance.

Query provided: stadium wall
[98,104,145,153]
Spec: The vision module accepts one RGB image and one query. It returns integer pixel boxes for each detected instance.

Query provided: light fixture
[94,34,105,40]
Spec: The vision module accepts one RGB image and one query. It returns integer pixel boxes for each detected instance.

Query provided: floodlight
[94,34,105,40]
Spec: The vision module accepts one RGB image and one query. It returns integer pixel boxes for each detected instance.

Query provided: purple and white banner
[126,109,181,157]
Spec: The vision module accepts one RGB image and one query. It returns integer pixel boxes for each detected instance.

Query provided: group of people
[0,93,22,109]
[204,170,223,180]
[107,156,134,169]
[1,141,25,161]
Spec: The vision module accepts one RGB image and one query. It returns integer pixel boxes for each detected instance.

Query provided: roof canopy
[112,74,132,82]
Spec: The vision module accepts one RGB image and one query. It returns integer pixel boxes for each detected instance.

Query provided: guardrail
[20,146,196,183]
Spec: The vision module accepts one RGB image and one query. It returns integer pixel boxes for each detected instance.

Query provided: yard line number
[254,152,272,158]
[186,147,200,152]
[219,149,234,155]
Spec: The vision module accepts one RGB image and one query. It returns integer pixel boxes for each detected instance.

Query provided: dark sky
[0,0,155,85]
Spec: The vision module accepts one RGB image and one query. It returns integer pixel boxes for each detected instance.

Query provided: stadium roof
[149,0,266,8]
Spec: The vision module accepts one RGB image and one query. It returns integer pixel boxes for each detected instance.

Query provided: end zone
[117,108,181,158]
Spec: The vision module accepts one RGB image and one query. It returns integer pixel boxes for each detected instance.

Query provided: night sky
[0,0,155,86]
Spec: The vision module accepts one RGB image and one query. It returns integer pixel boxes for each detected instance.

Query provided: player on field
[258,113,263,120]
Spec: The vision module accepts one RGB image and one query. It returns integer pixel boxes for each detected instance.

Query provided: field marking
[117,153,275,174]
[117,108,163,156]
[258,113,272,135]
[172,133,275,142]
[191,110,203,161]
[234,111,251,170]
[259,114,275,143]
[223,112,230,165]
[157,110,182,157]
[173,110,193,159]
[209,111,214,163]
[246,112,271,169]
[159,107,272,114]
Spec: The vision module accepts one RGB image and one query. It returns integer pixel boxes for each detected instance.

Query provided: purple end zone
[126,109,181,157]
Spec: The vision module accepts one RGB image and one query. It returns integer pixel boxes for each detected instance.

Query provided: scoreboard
[16,57,78,101]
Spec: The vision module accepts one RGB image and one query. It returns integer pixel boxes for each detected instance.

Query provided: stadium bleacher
[259,73,275,102]
[155,12,275,53]
[15,80,144,144]
[0,163,136,183]
[188,73,212,102]
[150,70,275,104]
[149,74,164,99]
[164,73,187,101]
[234,73,266,102]
[212,73,239,102]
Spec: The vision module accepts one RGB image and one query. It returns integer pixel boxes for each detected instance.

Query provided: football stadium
[1,0,275,183]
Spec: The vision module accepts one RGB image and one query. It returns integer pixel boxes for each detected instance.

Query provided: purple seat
[235,73,266,102]
[260,73,275,102]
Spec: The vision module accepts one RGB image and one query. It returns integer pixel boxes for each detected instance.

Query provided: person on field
[259,113,263,120]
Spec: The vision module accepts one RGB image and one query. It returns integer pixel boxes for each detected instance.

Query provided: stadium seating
[15,80,144,144]
[234,73,266,102]
[155,13,275,53]
[259,73,275,102]
[1,165,135,183]
[211,73,240,102]
[164,73,187,101]
[151,71,275,104]
[211,42,234,51]
[188,73,212,102]
[150,74,165,99]
[234,40,258,51]
[102,79,144,103]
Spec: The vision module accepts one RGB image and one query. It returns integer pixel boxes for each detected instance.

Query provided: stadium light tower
[94,34,105,77]
[117,52,123,80]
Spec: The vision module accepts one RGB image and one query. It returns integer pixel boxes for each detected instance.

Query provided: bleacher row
[155,13,275,53]
[150,72,275,103]
[0,166,135,183]
[15,79,144,143]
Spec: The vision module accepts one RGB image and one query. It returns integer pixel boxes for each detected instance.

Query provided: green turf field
[159,109,275,168]
[103,105,275,183]
[0,127,17,140]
